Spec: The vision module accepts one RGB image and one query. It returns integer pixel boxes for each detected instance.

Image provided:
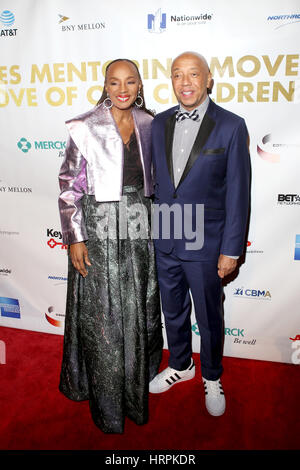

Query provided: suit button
[173,193,177,199]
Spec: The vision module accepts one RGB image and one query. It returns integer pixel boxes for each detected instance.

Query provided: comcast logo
[17,138,32,153]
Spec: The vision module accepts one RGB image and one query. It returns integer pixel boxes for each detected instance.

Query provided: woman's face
[105,61,141,110]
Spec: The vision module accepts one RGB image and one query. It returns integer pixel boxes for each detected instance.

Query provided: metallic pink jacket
[58,103,154,245]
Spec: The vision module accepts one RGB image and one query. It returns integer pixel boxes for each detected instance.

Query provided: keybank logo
[148,9,166,33]
[234,287,271,300]
[17,138,66,153]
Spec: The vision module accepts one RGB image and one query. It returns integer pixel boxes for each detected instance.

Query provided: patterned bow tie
[176,108,200,122]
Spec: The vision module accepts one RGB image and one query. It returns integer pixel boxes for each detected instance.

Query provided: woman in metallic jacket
[58,59,163,434]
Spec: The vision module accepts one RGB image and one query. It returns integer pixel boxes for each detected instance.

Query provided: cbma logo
[234,288,271,300]
[148,9,166,33]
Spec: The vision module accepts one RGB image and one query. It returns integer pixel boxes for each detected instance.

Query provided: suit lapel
[164,111,177,187]
[177,112,216,188]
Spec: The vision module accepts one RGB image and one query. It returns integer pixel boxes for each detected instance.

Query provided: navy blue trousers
[155,248,224,381]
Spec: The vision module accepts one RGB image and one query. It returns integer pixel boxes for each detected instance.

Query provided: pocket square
[203,148,225,155]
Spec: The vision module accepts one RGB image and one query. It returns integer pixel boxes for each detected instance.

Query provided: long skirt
[59,185,163,433]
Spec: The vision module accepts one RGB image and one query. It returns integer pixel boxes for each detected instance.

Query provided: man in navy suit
[150,51,250,416]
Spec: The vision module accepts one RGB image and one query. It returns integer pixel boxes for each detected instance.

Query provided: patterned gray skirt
[59,185,163,433]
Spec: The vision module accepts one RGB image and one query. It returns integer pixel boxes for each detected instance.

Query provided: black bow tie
[176,109,200,122]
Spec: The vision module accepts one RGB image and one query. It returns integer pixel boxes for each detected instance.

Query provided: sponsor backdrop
[1,0,300,365]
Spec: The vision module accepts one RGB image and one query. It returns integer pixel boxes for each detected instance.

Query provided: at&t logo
[0,10,17,36]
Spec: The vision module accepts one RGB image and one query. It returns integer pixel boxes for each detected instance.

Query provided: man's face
[171,54,212,111]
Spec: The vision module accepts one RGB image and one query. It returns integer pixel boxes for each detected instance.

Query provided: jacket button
[173,193,177,199]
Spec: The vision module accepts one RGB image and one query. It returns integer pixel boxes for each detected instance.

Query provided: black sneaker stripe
[174,373,181,380]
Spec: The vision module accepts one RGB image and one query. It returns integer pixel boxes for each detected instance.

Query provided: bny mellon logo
[58,14,69,24]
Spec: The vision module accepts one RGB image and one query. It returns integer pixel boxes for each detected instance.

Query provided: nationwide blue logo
[0,10,15,27]
[148,9,166,33]
[0,297,21,318]
[294,234,300,260]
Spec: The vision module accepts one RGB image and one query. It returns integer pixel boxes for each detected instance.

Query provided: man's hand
[217,254,237,279]
[69,242,91,277]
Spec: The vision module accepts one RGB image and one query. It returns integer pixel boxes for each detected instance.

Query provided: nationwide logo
[147,9,167,33]
[234,287,271,300]
[58,13,105,32]
[170,12,213,25]
[0,297,20,318]
[257,133,300,163]
[277,194,300,205]
[45,306,64,327]
[47,228,67,250]
[17,137,66,156]
[294,234,300,260]
[0,10,17,37]
[267,13,300,29]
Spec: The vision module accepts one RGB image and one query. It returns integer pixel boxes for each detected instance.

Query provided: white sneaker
[149,359,195,394]
[202,377,226,416]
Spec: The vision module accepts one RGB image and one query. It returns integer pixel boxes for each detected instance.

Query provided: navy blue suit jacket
[151,99,250,261]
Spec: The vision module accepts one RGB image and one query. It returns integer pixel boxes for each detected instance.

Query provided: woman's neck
[110,106,133,126]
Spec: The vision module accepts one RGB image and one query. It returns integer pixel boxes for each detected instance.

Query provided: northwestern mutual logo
[147,9,166,33]
[267,13,300,29]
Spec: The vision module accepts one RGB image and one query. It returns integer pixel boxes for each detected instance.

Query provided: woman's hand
[69,242,91,277]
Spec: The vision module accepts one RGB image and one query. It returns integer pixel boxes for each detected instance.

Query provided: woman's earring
[135,91,143,108]
[103,94,113,109]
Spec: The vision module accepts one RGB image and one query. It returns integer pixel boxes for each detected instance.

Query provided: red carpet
[0,326,299,451]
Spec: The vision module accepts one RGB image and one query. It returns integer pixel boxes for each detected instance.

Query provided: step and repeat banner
[1,0,300,365]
